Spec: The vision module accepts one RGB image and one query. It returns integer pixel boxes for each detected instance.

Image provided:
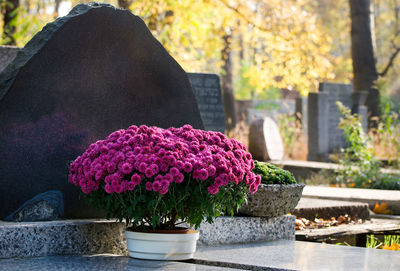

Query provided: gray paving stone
[194,240,400,271]
[0,254,241,271]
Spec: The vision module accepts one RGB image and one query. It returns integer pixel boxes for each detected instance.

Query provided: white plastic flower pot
[125,229,200,260]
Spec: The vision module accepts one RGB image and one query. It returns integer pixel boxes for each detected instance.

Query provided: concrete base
[0,215,294,258]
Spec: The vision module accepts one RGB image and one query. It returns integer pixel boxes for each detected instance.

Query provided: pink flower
[152,181,161,192]
[120,162,133,174]
[138,162,147,173]
[174,173,184,183]
[169,167,180,176]
[127,181,136,191]
[183,162,193,173]
[145,182,153,191]
[207,184,219,194]
[145,168,154,178]
[164,173,174,183]
[130,173,142,185]
[105,183,113,194]
[198,169,209,181]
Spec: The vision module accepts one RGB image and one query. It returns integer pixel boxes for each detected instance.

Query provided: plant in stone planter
[69,124,260,260]
[239,161,304,217]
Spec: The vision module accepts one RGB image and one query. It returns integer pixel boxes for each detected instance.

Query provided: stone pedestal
[0,215,295,258]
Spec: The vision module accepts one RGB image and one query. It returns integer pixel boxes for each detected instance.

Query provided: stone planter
[239,184,305,217]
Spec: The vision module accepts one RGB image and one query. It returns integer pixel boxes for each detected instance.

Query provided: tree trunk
[118,0,133,10]
[54,0,61,18]
[221,32,237,132]
[349,0,379,125]
[2,0,19,45]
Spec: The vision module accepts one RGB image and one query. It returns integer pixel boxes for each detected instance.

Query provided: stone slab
[302,186,400,214]
[0,3,204,219]
[0,254,241,271]
[194,215,295,246]
[293,198,370,220]
[296,218,400,241]
[0,216,294,258]
[193,240,400,271]
[0,220,127,259]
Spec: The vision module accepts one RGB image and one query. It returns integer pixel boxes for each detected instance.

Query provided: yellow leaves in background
[5,0,360,96]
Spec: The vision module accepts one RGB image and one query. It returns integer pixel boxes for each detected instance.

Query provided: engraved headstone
[188,73,225,133]
[0,3,204,219]
[249,117,284,161]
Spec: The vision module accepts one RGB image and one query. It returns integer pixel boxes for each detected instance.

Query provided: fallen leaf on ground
[373,203,393,215]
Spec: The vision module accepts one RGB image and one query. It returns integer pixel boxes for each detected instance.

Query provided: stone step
[301,186,400,214]
[0,216,294,259]
[293,198,370,220]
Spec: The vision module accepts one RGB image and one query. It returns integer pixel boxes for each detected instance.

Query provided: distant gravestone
[307,82,367,162]
[188,73,225,133]
[0,3,204,219]
[249,117,284,161]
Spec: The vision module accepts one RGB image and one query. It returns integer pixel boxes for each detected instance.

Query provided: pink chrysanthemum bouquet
[69,124,260,230]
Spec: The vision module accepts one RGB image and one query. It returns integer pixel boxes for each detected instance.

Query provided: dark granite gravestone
[187,73,225,133]
[0,3,204,219]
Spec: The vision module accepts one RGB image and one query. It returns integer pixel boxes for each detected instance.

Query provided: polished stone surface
[0,254,241,271]
[0,2,203,219]
[194,240,400,271]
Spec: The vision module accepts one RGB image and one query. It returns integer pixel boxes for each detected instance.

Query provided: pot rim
[127,227,198,234]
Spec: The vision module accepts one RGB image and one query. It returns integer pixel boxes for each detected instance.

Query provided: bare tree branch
[378,46,400,76]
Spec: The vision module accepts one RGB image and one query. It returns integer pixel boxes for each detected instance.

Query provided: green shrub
[335,102,400,190]
[252,161,296,185]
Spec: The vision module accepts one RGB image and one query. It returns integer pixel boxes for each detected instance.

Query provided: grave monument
[0,3,204,219]
[307,82,367,161]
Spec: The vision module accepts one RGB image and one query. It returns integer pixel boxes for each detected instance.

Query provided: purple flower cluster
[69,125,260,195]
